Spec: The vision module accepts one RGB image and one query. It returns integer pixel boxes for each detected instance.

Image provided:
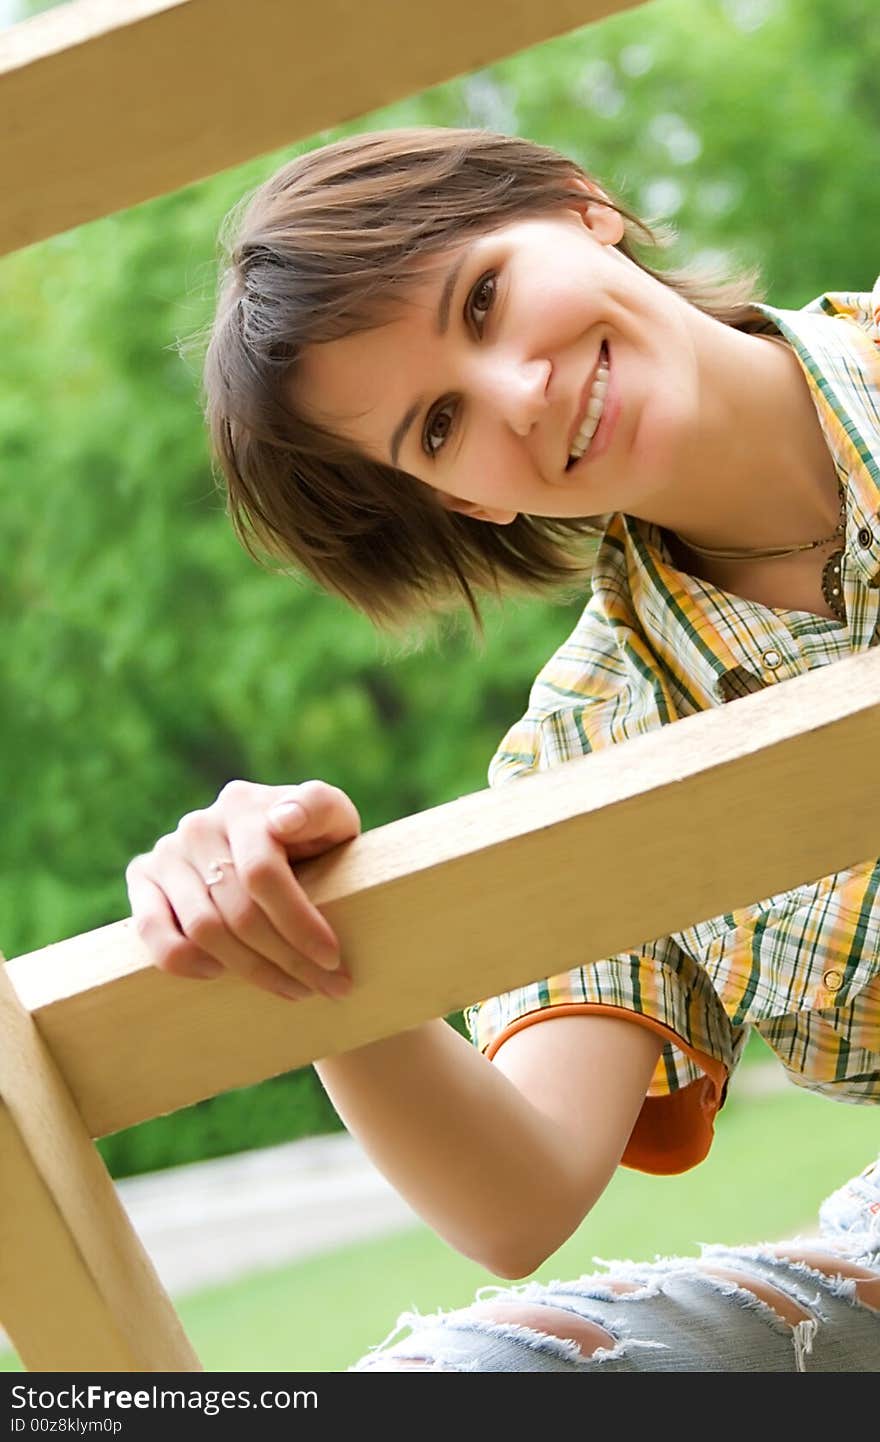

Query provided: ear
[566,177,626,246]
[442,495,518,526]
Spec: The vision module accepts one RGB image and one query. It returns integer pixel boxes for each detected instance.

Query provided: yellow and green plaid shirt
[465,276,880,1175]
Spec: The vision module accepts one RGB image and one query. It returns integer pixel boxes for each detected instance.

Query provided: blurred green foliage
[1,0,877,1176]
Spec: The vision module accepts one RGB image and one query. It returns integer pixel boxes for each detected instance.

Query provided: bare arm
[315,1012,663,1279]
[126,778,662,1280]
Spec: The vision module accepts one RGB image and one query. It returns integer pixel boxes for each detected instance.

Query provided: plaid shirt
[465,275,880,1175]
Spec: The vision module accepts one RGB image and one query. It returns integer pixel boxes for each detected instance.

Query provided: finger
[225,809,344,971]
[265,779,361,858]
[198,851,352,998]
[127,869,225,981]
[146,851,339,1002]
[129,865,307,997]
[216,778,360,856]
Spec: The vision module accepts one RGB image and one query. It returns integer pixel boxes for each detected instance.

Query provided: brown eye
[423,270,499,460]
[469,272,497,330]
[424,403,455,458]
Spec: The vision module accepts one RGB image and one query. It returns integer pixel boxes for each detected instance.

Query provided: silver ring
[204,857,234,888]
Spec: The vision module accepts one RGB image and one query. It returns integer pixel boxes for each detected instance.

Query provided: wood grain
[0,0,643,255]
[6,647,880,1139]
[0,966,200,1371]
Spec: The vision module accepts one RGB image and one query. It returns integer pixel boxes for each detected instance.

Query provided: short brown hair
[203,126,761,638]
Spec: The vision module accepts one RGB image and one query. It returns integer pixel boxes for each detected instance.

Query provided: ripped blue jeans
[350,1163,880,1372]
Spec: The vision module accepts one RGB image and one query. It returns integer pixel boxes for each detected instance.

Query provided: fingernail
[312,938,343,971]
[320,971,353,1000]
[268,800,306,830]
[191,958,224,979]
[276,978,305,1001]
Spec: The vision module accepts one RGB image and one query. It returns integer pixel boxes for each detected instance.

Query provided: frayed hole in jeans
[462,1301,617,1359]
[698,1266,813,1326]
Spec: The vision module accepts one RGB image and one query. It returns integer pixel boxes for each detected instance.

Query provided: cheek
[463,430,530,500]
[450,455,536,522]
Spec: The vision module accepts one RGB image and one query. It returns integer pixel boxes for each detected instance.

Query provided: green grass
[2,1083,877,1373]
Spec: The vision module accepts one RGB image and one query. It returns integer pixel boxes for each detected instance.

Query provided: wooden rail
[7,647,880,1139]
[0,0,643,256]
[0,964,200,1371]
[3,645,880,1369]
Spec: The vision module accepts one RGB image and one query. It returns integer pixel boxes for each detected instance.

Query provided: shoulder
[755,274,879,334]
[753,276,880,390]
[751,277,880,459]
[801,273,880,340]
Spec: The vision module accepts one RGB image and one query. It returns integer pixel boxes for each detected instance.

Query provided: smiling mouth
[565,342,610,471]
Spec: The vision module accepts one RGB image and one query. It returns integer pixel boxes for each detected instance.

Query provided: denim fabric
[350,1167,880,1373]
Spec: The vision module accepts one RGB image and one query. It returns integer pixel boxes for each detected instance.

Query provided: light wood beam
[0,963,201,1372]
[5,647,880,1139]
[0,0,645,256]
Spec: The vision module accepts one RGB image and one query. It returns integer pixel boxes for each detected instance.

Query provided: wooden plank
[6,647,880,1139]
[0,964,200,1372]
[0,0,644,256]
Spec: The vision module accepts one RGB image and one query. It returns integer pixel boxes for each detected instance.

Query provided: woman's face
[293,187,703,525]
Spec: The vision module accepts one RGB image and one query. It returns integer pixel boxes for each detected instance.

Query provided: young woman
[125,128,880,1371]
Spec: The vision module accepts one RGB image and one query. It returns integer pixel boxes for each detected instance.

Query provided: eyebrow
[388,248,470,468]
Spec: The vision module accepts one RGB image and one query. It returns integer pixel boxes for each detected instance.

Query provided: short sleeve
[464,941,741,1176]
[478,640,740,1175]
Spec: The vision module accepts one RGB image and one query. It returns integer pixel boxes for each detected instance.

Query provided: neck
[634,321,841,557]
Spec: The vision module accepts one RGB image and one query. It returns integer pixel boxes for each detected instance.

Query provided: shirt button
[822,968,844,992]
[762,649,783,669]
[858,526,873,547]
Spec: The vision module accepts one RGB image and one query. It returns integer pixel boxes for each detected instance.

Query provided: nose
[476,353,552,437]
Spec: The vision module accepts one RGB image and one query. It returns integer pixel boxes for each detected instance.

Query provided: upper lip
[565,343,607,464]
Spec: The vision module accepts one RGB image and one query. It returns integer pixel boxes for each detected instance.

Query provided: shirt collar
[750,285,880,588]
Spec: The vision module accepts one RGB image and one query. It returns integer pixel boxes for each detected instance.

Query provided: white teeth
[568,358,609,464]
